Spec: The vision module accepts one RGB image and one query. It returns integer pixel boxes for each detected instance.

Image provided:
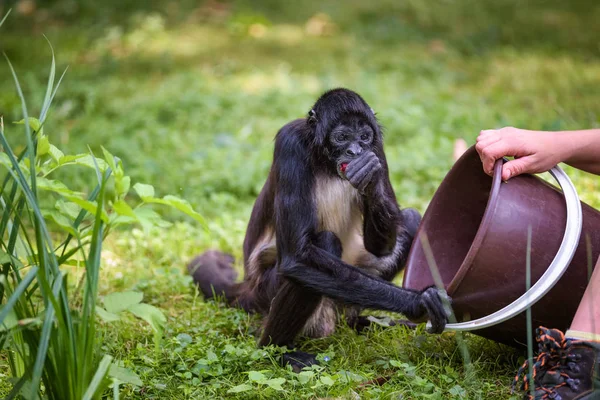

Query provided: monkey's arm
[273,131,448,333]
[362,177,402,256]
[345,151,401,256]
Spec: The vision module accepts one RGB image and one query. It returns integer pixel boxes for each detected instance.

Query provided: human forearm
[476,127,600,179]
[559,129,600,175]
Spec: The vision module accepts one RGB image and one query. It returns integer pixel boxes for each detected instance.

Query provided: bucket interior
[403,147,496,292]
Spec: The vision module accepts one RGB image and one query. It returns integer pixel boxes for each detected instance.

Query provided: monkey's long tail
[187,250,253,311]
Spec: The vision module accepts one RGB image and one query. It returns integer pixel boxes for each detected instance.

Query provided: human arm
[475,127,600,180]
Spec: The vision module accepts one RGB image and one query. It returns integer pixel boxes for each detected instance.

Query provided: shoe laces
[512,326,582,399]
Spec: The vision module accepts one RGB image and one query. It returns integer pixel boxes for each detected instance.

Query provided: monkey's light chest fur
[313,176,365,265]
[300,176,367,337]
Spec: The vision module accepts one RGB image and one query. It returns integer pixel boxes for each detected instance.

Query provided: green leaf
[58,154,108,171]
[37,135,50,156]
[133,207,171,231]
[115,175,131,199]
[0,267,38,329]
[109,364,143,387]
[297,371,314,384]
[265,378,285,390]
[227,384,253,393]
[101,146,117,172]
[104,291,143,314]
[133,183,155,199]
[0,308,18,331]
[0,252,10,265]
[67,197,109,223]
[144,195,206,226]
[14,117,42,133]
[38,178,109,222]
[112,200,137,219]
[320,376,335,386]
[176,333,193,347]
[248,371,266,382]
[206,349,218,362]
[390,360,410,369]
[337,370,365,383]
[83,355,113,400]
[48,144,64,163]
[0,250,24,269]
[127,303,166,334]
[55,199,81,219]
[37,177,82,197]
[95,306,121,322]
[81,154,109,172]
[449,384,467,398]
[43,210,76,236]
[0,152,11,169]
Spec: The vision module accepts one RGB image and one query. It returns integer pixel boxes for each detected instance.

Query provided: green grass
[1,0,599,398]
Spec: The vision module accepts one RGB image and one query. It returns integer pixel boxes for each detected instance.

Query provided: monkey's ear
[308,109,318,124]
[370,107,376,115]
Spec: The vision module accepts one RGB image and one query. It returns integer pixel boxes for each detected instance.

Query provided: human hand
[475,127,569,181]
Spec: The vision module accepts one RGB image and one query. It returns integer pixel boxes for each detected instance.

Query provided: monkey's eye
[360,133,372,141]
[336,133,349,142]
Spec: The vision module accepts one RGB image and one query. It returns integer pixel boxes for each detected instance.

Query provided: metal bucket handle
[429,158,583,332]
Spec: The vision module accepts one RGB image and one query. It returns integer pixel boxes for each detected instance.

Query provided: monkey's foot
[350,315,418,333]
[281,351,319,373]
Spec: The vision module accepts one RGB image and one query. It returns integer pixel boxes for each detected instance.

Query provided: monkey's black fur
[188,88,449,372]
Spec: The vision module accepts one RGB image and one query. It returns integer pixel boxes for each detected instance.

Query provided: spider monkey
[188,88,449,371]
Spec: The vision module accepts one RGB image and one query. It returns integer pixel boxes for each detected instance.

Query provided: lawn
[0,0,599,398]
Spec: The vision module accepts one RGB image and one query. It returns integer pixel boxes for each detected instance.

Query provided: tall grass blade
[0,9,11,27]
[3,54,37,198]
[40,35,57,123]
[77,158,110,398]
[5,376,27,400]
[31,270,66,396]
[418,232,474,379]
[82,355,113,400]
[39,35,69,126]
[113,381,120,400]
[0,266,38,324]
[585,234,596,350]
[47,67,69,118]
[525,225,534,400]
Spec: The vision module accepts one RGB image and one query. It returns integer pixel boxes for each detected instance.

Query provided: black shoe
[513,326,600,399]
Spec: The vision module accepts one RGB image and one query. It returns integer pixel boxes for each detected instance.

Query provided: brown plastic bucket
[402,145,600,347]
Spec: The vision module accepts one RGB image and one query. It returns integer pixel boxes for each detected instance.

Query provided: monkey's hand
[407,286,451,334]
[345,151,382,193]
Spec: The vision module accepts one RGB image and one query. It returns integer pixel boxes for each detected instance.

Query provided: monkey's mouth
[337,162,349,179]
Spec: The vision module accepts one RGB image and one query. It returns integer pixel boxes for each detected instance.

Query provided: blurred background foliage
[1,0,598,233]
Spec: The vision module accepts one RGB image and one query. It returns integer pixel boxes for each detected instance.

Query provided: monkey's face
[327,116,374,178]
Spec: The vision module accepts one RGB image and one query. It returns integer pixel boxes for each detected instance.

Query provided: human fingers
[477,139,527,175]
[500,154,559,180]
[475,133,502,156]
[501,156,535,180]
[477,129,497,140]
